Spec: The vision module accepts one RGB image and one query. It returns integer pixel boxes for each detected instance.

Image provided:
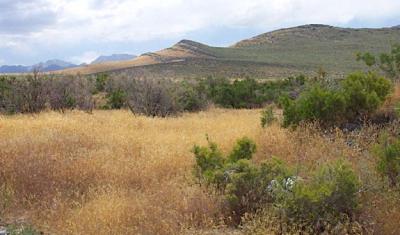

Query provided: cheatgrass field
[1,106,400,234]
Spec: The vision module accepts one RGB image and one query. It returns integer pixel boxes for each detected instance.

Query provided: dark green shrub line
[281,71,393,128]
[101,74,306,116]
[198,75,306,109]
[192,137,360,230]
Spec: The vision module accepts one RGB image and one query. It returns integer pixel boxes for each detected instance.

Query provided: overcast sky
[1,0,400,65]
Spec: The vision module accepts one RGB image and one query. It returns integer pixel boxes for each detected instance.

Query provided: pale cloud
[0,0,57,34]
[1,0,400,64]
[4,0,400,43]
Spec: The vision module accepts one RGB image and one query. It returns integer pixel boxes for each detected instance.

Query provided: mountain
[0,65,30,73]
[91,54,136,64]
[35,59,78,72]
[0,59,78,73]
[49,24,400,78]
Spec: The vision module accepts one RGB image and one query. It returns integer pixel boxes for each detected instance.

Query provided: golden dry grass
[0,109,399,234]
[0,109,260,234]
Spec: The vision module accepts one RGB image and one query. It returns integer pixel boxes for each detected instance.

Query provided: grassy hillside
[214,24,400,75]
[61,24,400,79]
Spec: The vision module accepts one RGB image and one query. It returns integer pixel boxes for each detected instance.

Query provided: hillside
[60,24,400,78]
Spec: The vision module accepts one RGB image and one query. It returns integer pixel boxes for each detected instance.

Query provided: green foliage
[374,134,400,187]
[356,52,376,67]
[213,78,265,108]
[260,105,276,128]
[95,73,108,93]
[244,160,360,234]
[278,160,359,226]
[176,81,208,112]
[227,137,257,163]
[395,102,400,118]
[282,72,393,127]
[200,76,306,109]
[357,44,400,79]
[6,225,41,235]
[192,138,360,229]
[282,84,346,127]
[192,138,225,184]
[106,89,126,109]
[342,72,393,119]
[224,159,291,218]
[192,137,288,219]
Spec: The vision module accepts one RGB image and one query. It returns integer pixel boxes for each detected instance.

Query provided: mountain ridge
[3,24,400,77]
[0,59,78,73]
[59,24,400,77]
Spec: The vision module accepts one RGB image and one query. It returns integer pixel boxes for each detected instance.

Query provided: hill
[61,24,400,78]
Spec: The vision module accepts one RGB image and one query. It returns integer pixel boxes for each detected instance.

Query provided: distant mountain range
[0,54,136,73]
[0,59,78,73]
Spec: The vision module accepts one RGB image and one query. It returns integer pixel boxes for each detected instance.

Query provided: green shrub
[282,72,393,127]
[281,84,346,127]
[279,160,359,227]
[176,81,208,112]
[224,159,292,219]
[106,89,126,109]
[374,134,400,187]
[192,137,291,221]
[194,75,307,109]
[95,73,108,93]
[342,72,393,120]
[357,44,400,79]
[227,137,257,163]
[260,105,276,128]
[192,138,360,229]
[192,138,225,185]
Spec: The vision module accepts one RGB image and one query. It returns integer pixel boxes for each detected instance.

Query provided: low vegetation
[0,73,304,117]
[1,44,400,234]
[357,43,400,79]
[1,108,400,234]
[193,136,360,232]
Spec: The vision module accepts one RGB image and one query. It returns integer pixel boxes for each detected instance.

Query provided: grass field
[0,109,399,234]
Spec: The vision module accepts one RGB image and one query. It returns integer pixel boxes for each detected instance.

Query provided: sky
[1,0,400,65]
